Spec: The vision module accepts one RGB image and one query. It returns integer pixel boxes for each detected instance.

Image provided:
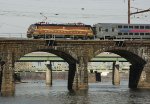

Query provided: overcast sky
[0,0,149,37]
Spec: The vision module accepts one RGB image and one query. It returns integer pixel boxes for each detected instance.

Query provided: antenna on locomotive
[40,12,47,23]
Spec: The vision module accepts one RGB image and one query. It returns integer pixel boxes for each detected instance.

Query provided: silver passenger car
[94,23,150,40]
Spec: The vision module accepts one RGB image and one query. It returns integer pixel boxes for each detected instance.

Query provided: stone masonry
[0,39,150,96]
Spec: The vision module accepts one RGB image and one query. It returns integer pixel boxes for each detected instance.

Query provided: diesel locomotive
[27,22,150,40]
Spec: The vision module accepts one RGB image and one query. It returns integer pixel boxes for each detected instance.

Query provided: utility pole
[128,0,150,24]
[128,0,130,24]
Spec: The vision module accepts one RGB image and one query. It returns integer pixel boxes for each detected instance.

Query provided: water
[1,80,150,104]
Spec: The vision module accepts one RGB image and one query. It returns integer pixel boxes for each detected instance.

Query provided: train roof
[34,22,92,27]
[94,23,150,25]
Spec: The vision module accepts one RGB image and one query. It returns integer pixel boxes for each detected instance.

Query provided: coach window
[118,33,122,35]
[124,33,128,35]
[124,26,128,28]
[146,33,150,35]
[118,25,122,28]
[129,33,133,35]
[105,29,108,32]
[140,26,144,29]
[99,27,102,32]
[112,28,115,32]
[135,33,139,35]
[145,26,150,29]
[135,26,139,29]
[140,33,144,35]
[129,26,133,28]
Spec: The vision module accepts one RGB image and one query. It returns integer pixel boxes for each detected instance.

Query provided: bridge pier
[1,51,15,96]
[0,71,1,92]
[112,62,120,85]
[129,64,143,88]
[72,57,88,90]
[68,63,76,90]
[45,62,52,86]
[138,59,150,88]
[0,61,4,92]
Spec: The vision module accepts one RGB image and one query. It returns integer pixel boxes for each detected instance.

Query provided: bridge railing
[0,33,148,41]
[0,33,27,38]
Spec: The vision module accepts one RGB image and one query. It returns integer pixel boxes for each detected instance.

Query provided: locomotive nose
[27,24,36,38]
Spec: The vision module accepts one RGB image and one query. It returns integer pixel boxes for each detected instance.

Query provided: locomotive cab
[27,24,37,38]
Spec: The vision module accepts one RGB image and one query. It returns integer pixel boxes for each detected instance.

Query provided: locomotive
[27,22,94,39]
[27,22,150,40]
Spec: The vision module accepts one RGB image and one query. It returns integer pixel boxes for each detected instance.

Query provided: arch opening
[88,49,146,89]
[14,49,77,95]
[88,52,130,88]
[108,50,146,88]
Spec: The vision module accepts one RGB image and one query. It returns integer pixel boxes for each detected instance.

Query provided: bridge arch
[93,48,146,88]
[107,49,146,65]
[35,49,77,64]
[16,48,77,91]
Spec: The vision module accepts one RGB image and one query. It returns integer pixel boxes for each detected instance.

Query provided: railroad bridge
[0,39,150,96]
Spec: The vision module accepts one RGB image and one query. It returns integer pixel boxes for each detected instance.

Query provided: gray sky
[0,0,149,37]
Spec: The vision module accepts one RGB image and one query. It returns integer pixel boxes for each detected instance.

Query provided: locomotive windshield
[27,24,37,38]
[27,24,36,33]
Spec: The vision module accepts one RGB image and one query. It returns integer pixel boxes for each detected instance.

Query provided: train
[94,23,150,40]
[27,22,150,40]
[27,22,94,39]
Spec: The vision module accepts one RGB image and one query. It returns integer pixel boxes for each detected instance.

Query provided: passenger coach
[94,23,150,39]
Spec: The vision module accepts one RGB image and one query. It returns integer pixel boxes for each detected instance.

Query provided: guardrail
[0,33,148,40]
[0,33,27,38]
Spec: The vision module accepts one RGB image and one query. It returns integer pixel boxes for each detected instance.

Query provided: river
[0,80,150,104]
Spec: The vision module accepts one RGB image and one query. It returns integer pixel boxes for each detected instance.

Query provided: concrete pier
[112,62,120,85]
[0,62,3,92]
[1,52,15,96]
[73,57,88,90]
[68,63,76,90]
[45,62,52,86]
[129,64,143,88]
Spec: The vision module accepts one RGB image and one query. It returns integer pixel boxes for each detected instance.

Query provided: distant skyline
[0,0,149,37]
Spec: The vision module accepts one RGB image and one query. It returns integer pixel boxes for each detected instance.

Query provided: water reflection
[0,80,150,104]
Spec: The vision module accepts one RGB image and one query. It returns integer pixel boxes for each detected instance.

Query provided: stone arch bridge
[0,39,150,96]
